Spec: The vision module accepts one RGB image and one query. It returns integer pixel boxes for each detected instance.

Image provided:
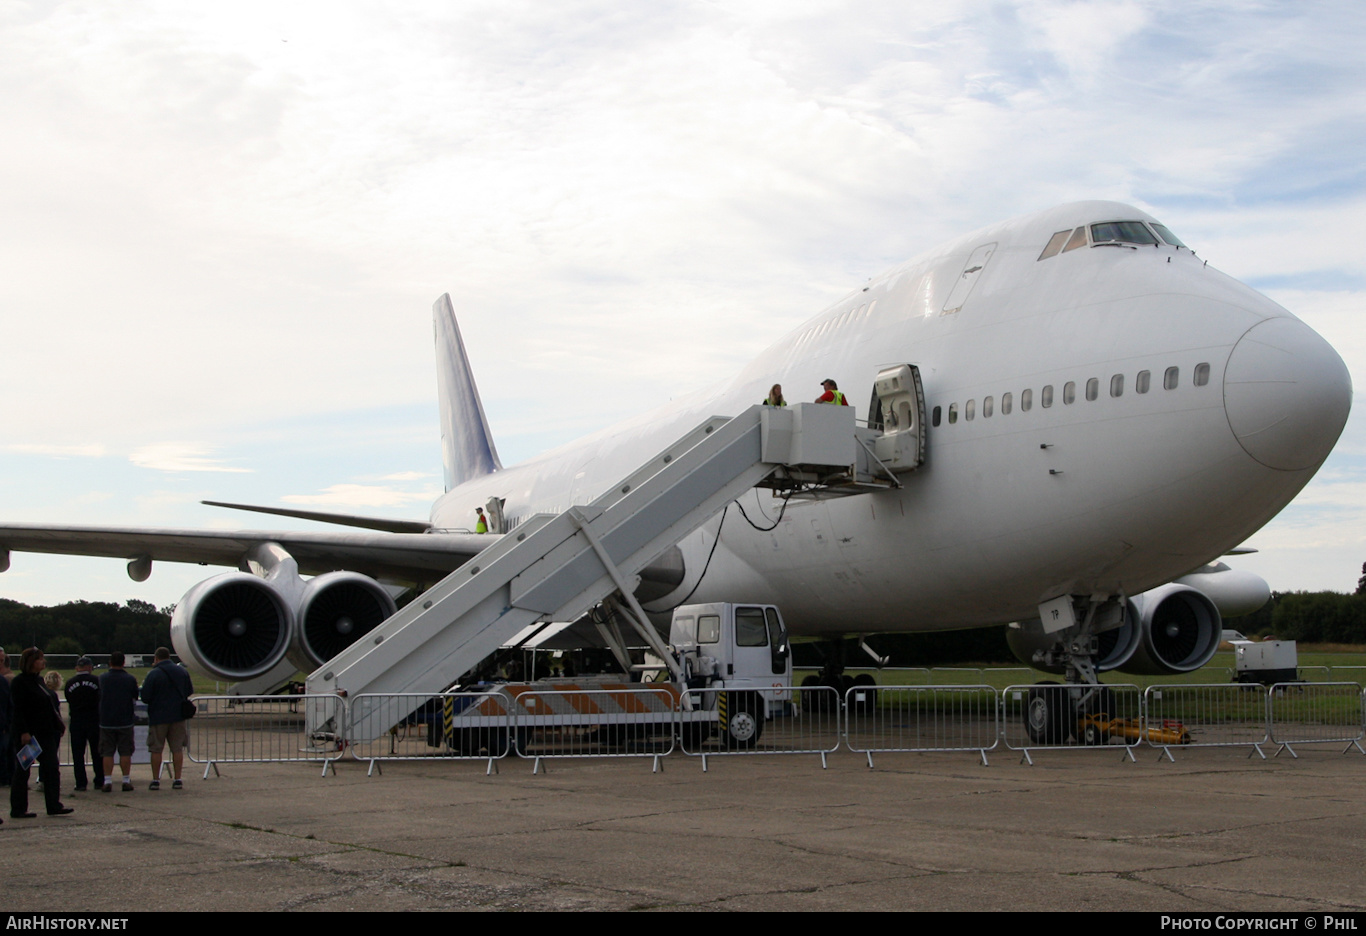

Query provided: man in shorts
[98,652,139,792]
[140,648,194,790]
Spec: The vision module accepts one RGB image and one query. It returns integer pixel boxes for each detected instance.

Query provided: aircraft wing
[0,523,495,583]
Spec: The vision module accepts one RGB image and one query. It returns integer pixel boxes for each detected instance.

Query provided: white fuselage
[429,201,1351,637]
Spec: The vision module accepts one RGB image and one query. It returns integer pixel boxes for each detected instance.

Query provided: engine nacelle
[171,572,295,681]
[1116,585,1223,675]
[290,572,397,671]
[1171,562,1271,619]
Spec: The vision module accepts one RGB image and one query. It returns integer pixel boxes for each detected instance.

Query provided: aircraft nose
[1224,317,1352,471]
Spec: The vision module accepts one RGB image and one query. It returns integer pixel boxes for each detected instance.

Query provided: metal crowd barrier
[982,668,1035,688]
[1266,682,1366,758]
[1298,665,1332,683]
[679,685,840,770]
[1330,666,1366,685]
[1143,684,1269,760]
[897,667,934,684]
[188,694,345,778]
[346,691,514,776]
[152,677,1366,779]
[930,667,983,685]
[844,684,998,766]
[1001,683,1144,764]
[511,686,678,773]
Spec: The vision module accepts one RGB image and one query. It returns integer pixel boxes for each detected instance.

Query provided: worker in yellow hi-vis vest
[815,378,848,406]
[474,507,488,534]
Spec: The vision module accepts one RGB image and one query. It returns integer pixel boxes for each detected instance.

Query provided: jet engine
[291,572,397,670]
[1114,584,1223,675]
[171,572,295,681]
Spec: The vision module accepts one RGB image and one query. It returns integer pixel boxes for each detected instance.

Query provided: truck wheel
[723,695,763,749]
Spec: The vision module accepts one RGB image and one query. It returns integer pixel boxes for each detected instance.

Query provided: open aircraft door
[870,364,926,472]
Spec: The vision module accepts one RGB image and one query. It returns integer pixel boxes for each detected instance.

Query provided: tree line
[1227,590,1366,644]
[0,598,174,657]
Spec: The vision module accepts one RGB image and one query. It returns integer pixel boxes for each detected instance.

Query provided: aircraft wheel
[802,675,835,713]
[850,673,877,712]
[1025,682,1071,744]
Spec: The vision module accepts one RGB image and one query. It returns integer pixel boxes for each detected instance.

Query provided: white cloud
[128,444,252,473]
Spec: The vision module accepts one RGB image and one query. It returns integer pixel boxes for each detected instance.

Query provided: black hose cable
[734,487,799,532]
[656,505,729,613]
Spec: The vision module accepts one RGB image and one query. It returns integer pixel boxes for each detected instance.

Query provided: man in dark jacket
[63,657,104,792]
[10,648,72,818]
[140,648,194,790]
[0,647,12,788]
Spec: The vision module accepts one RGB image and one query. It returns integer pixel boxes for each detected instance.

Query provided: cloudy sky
[1,0,1364,608]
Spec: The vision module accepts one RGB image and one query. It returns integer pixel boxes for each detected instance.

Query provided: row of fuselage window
[931,362,1211,427]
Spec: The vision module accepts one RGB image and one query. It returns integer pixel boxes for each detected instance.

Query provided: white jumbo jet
[0,201,1352,704]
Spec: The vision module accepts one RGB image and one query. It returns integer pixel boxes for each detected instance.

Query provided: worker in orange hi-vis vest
[815,378,847,406]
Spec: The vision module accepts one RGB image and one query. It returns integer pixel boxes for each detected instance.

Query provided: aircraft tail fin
[433,294,502,491]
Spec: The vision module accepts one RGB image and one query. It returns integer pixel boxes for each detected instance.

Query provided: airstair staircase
[307,403,893,740]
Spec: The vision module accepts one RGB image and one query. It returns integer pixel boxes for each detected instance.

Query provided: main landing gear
[800,637,879,711]
[1023,596,1123,745]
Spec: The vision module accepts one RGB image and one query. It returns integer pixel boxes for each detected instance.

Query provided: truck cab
[669,603,793,744]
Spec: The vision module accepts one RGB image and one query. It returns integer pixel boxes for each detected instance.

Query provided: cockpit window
[1062,227,1088,253]
[1039,230,1071,261]
[1150,223,1187,248]
[1090,221,1159,246]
